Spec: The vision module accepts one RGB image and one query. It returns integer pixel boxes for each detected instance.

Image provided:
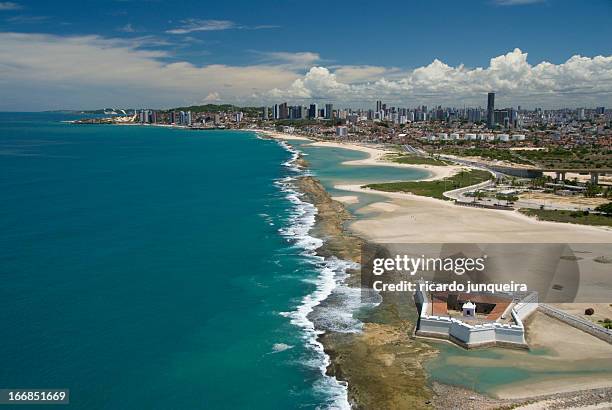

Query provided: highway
[402,145,601,211]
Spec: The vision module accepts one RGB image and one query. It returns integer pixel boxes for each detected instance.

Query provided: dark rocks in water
[594,256,612,264]
[295,174,437,409]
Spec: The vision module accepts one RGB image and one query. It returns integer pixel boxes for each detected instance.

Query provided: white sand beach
[335,184,612,243]
[252,129,312,141]
[331,195,360,205]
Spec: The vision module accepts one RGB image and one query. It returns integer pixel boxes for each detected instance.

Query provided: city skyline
[0,0,611,110]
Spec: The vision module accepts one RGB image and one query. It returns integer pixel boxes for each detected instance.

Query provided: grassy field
[439,146,612,169]
[519,208,612,227]
[386,154,449,166]
[363,169,492,200]
[439,147,534,165]
[520,147,612,169]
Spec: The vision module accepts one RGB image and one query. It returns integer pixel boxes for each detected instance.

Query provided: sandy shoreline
[332,186,612,402]
[269,132,612,407]
[334,183,612,242]
[254,129,460,181]
[250,128,313,141]
[307,140,461,181]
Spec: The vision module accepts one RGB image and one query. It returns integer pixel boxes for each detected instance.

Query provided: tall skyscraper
[262,106,268,120]
[279,102,288,119]
[289,105,304,120]
[308,103,318,119]
[487,92,495,129]
[376,100,382,112]
[325,103,333,120]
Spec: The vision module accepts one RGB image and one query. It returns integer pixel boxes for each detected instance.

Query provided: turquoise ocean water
[0,113,353,409]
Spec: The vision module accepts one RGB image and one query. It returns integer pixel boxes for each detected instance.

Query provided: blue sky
[1,0,612,110]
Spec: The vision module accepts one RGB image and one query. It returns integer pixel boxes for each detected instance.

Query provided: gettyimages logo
[372,254,487,276]
[360,243,612,304]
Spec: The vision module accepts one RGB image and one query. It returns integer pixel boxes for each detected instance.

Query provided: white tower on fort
[462,301,476,318]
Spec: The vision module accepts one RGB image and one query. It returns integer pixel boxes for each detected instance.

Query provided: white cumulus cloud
[0,32,300,110]
[203,92,221,102]
[264,48,612,108]
[0,32,610,110]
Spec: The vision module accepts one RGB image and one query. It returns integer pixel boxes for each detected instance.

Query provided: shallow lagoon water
[424,330,612,396]
[292,140,429,212]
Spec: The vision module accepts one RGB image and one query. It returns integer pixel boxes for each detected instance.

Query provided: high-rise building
[487,92,495,129]
[273,104,279,120]
[279,102,288,120]
[325,103,333,120]
[335,126,348,137]
[376,100,382,112]
[308,104,318,119]
[467,108,481,123]
[176,110,191,125]
[494,109,508,127]
[289,105,304,120]
[262,106,268,120]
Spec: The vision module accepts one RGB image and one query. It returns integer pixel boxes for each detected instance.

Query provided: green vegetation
[386,154,449,166]
[272,119,321,127]
[363,169,492,200]
[585,182,603,198]
[439,147,534,165]
[519,147,612,169]
[495,193,519,204]
[595,202,612,215]
[167,104,262,116]
[519,208,612,227]
[598,318,612,330]
[79,104,264,116]
[78,108,136,115]
[438,146,612,169]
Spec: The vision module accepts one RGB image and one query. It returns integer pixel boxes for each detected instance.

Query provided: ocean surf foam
[274,138,370,410]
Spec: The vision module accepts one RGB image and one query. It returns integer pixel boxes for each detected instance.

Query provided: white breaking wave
[269,343,294,354]
[273,139,359,410]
